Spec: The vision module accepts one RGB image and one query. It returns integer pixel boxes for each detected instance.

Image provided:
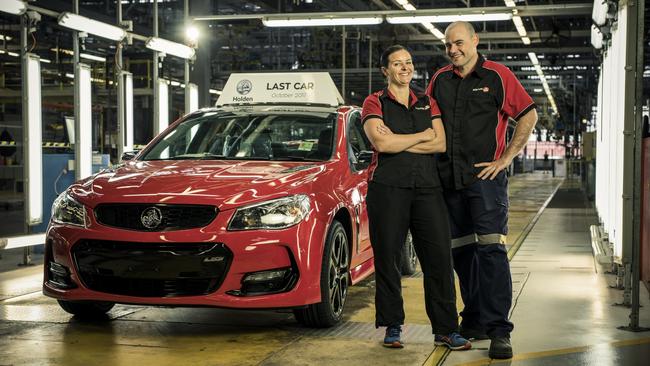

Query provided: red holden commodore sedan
[43,73,418,327]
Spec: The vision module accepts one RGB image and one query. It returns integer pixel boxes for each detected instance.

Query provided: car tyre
[57,300,115,319]
[400,231,418,276]
[294,220,350,328]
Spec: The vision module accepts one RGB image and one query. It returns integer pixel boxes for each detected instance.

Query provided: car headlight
[51,192,87,227]
[228,195,310,230]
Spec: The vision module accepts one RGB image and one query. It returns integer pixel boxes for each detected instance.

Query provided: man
[426,21,538,359]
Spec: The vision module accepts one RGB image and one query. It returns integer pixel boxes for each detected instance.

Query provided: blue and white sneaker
[383,325,404,348]
[434,332,471,350]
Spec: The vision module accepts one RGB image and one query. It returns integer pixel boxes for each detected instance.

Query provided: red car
[43,73,416,327]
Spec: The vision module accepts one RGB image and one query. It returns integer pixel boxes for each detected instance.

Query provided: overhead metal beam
[192,4,592,21]
[376,30,591,42]
[411,46,594,56]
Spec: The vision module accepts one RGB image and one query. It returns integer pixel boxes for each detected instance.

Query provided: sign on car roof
[216,72,344,107]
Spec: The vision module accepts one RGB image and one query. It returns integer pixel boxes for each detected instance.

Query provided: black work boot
[488,336,513,359]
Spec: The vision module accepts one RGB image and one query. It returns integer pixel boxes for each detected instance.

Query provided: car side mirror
[121,150,140,161]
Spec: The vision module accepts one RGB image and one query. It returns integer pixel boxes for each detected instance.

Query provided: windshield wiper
[277,156,326,162]
[168,153,228,160]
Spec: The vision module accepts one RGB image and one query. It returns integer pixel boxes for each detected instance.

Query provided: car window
[141,111,337,162]
[347,111,372,171]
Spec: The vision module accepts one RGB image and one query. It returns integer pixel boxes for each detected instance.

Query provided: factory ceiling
[0,0,648,137]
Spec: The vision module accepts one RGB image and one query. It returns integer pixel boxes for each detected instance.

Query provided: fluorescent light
[146,37,195,59]
[533,88,542,93]
[396,0,410,5]
[0,0,26,15]
[24,53,43,225]
[522,36,531,45]
[209,89,222,95]
[591,24,603,49]
[431,28,446,40]
[58,12,127,41]
[156,78,169,133]
[403,4,416,11]
[0,234,45,250]
[0,34,13,41]
[123,72,134,151]
[81,53,106,62]
[262,16,382,27]
[504,0,516,6]
[528,52,539,65]
[387,13,512,24]
[592,0,609,26]
[76,63,93,180]
[186,83,198,114]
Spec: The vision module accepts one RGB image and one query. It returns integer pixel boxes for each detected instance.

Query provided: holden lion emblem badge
[140,207,163,229]
[236,79,252,95]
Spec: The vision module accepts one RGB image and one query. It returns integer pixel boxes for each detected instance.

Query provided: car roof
[189,104,352,117]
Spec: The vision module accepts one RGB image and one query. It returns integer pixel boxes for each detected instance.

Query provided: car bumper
[42,209,328,309]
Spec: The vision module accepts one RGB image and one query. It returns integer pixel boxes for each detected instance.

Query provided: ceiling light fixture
[387,12,512,24]
[58,12,127,41]
[262,16,382,27]
[0,0,26,15]
[146,37,196,59]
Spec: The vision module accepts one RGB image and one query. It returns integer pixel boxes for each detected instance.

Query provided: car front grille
[94,204,217,231]
[72,240,232,297]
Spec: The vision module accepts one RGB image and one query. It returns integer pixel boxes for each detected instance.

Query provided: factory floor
[1,172,648,365]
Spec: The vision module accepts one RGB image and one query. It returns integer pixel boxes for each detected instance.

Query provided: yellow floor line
[422,178,564,366]
[452,337,650,366]
[423,346,451,366]
[507,179,563,261]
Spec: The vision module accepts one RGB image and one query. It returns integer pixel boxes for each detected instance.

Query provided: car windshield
[141,110,337,162]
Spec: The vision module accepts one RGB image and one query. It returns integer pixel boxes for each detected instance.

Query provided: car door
[345,109,374,259]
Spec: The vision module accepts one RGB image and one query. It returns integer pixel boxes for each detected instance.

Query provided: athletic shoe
[434,332,471,350]
[383,325,404,348]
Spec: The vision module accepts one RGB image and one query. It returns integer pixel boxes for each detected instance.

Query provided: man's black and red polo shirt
[361,88,442,188]
[426,54,536,190]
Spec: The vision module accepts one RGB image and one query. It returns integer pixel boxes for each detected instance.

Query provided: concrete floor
[1,172,648,365]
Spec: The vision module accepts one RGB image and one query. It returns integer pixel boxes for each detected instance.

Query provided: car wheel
[294,220,350,328]
[57,300,114,318]
[400,231,418,276]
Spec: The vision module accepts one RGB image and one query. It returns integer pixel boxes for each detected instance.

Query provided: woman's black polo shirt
[361,88,442,188]
[426,55,536,190]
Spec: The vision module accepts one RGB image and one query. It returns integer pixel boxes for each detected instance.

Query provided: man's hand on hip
[474,157,511,180]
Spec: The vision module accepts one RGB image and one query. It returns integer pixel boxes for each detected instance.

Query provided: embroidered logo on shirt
[415,105,430,110]
[472,87,490,93]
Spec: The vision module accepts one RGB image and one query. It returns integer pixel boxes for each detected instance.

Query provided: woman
[361,45,470,350]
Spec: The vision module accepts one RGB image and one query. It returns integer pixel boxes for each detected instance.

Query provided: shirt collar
[383,87,419,108]
[452,53,488,79]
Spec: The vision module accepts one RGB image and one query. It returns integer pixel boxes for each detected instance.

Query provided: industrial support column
[152,0,161,135]
[20,15,33,265]
[341,25,346,103]
[190,0,211,107]
[368,36,372,96]
[184,0,190,113]
[620,0,649,332]
[116,1,125,159]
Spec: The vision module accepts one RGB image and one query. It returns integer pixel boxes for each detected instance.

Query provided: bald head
[443,21,479,75]
[445,21,476,39]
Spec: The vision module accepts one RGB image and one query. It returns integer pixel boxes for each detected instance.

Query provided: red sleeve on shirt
[429,96,441,120]
[487,61,536,120]
[361,93,383,124]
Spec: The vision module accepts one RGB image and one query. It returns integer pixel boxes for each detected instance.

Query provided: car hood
[70,160,327,211]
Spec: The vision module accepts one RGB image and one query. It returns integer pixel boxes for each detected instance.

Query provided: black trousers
[444,172,514,337]
[366,182,458,334]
